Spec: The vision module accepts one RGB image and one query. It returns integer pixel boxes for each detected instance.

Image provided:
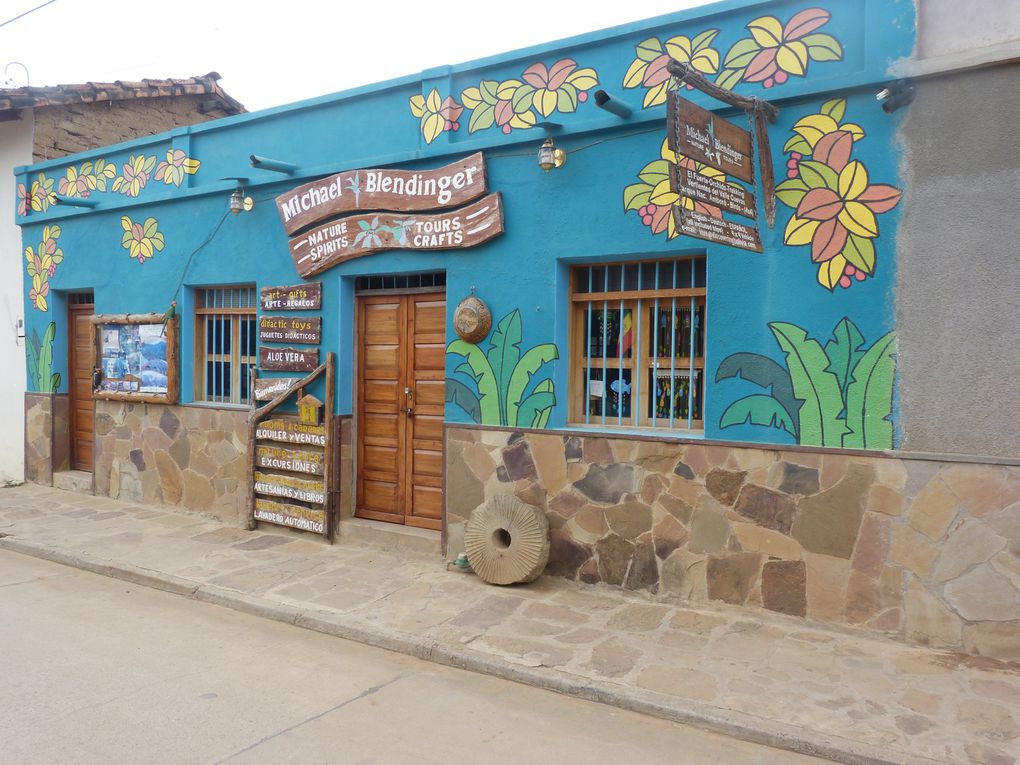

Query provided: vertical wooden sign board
[247,354,335,540]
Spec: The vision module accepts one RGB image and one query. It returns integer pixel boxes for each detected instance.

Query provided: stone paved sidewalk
[1,484,1017,765]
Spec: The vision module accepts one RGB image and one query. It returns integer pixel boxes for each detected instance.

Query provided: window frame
[193,285,258,406]
[568,257,707,433]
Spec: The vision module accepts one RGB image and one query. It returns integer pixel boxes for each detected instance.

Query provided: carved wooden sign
[260,283,322,311]
[254,471,326,504]
[254,497,326,534]
[259,316,321,344]
[668,94,754,183]
[259,346,319,372]
[276,153,488,235]
[255,418,327,447]
[670,164,757,220]
[289,193,504,278]
[672,208,763,253]
[253,376,301,401]
[255,445,324,476]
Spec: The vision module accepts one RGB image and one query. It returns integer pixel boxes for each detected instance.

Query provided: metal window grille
[571,258,706,431]
[355,272,446,292]
[195,286,257,404]
[68,292,94,305]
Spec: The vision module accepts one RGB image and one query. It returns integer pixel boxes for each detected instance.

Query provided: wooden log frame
[666,59,779,228]
[90,312,179,404]
[245,352,336,541]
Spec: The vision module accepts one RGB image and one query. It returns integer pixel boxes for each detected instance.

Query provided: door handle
[402,407,414,417]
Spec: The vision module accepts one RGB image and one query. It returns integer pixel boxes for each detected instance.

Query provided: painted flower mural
[408,89,464,145]
[623,138,731,238]
[777,99,902,291]
[155,149,201,186]
[716,8,843,90]
[57,159,117,198]
[716,317,897,449]
[24,225,63,312]
[21,174,55,213]
[113,154,157,197]
[623,31,720,107]
[120,216,165,264]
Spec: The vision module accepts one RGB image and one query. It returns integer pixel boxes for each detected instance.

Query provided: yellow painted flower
[113,155,157,197]
[155,149,201,186]
[623,31,719,108]
[29,174,55,212]
[121,216,165,264]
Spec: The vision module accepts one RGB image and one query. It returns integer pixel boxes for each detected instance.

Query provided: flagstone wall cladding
[25,394,54,484]
[445,426,1020,661]
[93,401,248,524]
[338,416,354,520]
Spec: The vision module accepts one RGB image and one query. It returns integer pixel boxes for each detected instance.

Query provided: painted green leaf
[556,83,579,114]
[782,135,812,155]
[768,322,849,447]
[638,159,671,186]
[485,310,522,426]
[38,322,55,392]
[518,379,556,430]
[479,80,500,105]
[445,378,482,423]
[447,340,500,425]
[722,37,760,69]
[798,160,839,190]
[823,317,866,404]
[775,177,810,209]
[720,394,797,435]
[802,33,844,62]
[820,98,847,122]
[50,372,61,392]
[511,84,536,113]
[26,330,40,391]
[506,343,559,427]
[842,234,876,275]
[623,183,653,211]
[843,332,897,450]
[716,67,745,91]
[468,103,495,133]
[691,29,720,52]
[715,351,799,438]
[636,37,664,62]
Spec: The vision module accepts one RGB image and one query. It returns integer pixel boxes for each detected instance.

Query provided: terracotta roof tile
[0,72,245,115]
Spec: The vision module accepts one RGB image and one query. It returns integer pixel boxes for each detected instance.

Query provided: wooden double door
[68,300,95,471]
[356,292,445,530]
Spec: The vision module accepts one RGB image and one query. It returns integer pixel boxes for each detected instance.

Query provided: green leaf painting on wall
[26,322,61,393]
[446,309,559,428]
[717,317,896,449]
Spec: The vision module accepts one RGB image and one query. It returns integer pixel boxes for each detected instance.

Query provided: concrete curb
[0,537,936,765]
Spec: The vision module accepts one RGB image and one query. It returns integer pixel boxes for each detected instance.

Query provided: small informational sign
[260,283,322,311]
[254,497,326,534]
[670,164,757,220]
[672,207,763,253]
[258,316,321,345]
[255,445,324,476]
[667,94,754,183]
[259,346,319,372]
[254,471,326,504]
[289,193,504,278]
[275,152,488,235]
[255,418,327,447]
[253,376,300,402]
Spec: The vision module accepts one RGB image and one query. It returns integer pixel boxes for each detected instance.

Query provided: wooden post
[323,352,336,542]
[245,365,259,530]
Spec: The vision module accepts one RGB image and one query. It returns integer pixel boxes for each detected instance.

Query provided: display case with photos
[92,313,179,404]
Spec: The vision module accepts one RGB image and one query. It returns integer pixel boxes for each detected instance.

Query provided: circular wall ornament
[453,295,492,343]
[464,495,550,585]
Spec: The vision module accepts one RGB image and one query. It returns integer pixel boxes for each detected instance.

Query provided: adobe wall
[446,426,1020,661]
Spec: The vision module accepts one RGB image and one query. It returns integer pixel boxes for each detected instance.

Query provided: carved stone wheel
[453,295,492,344]
[464,495,550,585]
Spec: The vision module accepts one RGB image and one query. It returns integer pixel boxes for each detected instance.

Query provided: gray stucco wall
[896,62,1020,458]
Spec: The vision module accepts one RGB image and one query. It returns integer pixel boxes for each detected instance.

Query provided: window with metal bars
[194,286,257,405]
[570,258,706,431]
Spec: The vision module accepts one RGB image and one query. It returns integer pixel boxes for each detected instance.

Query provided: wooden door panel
[363,444,399,474]
[364,345,400,373]
[362,379,399,405]
[412,448,442,478]
[362,480,400,515]
[415,379,445,408]
[412,344,445,372]
[412,415,444,443]
[68,303,94,472]
[409,485,443,525]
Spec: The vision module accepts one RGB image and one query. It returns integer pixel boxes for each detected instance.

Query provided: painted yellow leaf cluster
[623,30,720,108]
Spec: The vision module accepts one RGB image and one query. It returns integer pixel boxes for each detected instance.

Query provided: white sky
[1,0,705,112]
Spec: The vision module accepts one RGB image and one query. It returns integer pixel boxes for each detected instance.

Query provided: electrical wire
[0,0,57,30]
[168,208,230,305]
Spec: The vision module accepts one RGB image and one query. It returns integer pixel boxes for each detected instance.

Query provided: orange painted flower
[155,149,201,186]
[521,59,598,117]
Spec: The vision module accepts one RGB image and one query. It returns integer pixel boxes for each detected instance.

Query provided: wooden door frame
[353,286,445,528]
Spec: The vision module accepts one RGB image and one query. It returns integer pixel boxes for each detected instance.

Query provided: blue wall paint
[17,0,914,449]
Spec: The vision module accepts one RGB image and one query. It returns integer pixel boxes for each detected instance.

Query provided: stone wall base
[445,426,1020,661]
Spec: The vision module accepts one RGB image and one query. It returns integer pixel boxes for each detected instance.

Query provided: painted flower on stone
[121,216,165,264]
[623,31,720,108]
[113,154,157,197]
[155,149,201,187]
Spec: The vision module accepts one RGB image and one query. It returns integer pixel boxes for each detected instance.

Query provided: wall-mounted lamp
[875,79,915,113]
[249,155,298,174]
[593,89,632,119]
[52,193,100,208]
[538,137,566,172]
[230,187,254,214]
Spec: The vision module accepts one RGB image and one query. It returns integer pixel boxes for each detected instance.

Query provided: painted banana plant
[26,322,61,393]
[446,309,559,428]
[716,317,896,449]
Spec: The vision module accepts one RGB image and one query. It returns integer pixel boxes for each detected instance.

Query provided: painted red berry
[791,152,802,160]
[775,71,789,84]
[787,169,798,178]
[839,275,852,288]
[845,264,857,276]
[444,120,453,131]
[855,270,867,281]
[764,79,774,88]
[642,214,653,226]
[452,121,460,131]
[646,204,658,214]
[578,91,588,102]
[502,124,512,134]
[787,159,798,169]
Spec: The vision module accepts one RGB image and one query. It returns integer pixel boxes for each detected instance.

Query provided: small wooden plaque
[259,316,322,345]
[667,94,754,183]
[253,376,300,402]
[255,418,327,447]
[260,283,322,311]
[256,445,325,476]
[259,346,320,372]
[670,164,757,220]
[254,497,326,534]
[254,471,326,505]
[672,207,763,253]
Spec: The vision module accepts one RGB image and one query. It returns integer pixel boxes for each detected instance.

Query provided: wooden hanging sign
[670,164,757,220]
[253,376,301,402]
[254,471,326,504]
[667,94,754,183]
[255,418,327,447]
[255,445,324,476]
[259,346,319,372]
[672,207,763,253]
[254,498,326,534]
[260,283,322,311]
[276,152,488,235]
[259,316,321,344]
[289,193,504,278]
